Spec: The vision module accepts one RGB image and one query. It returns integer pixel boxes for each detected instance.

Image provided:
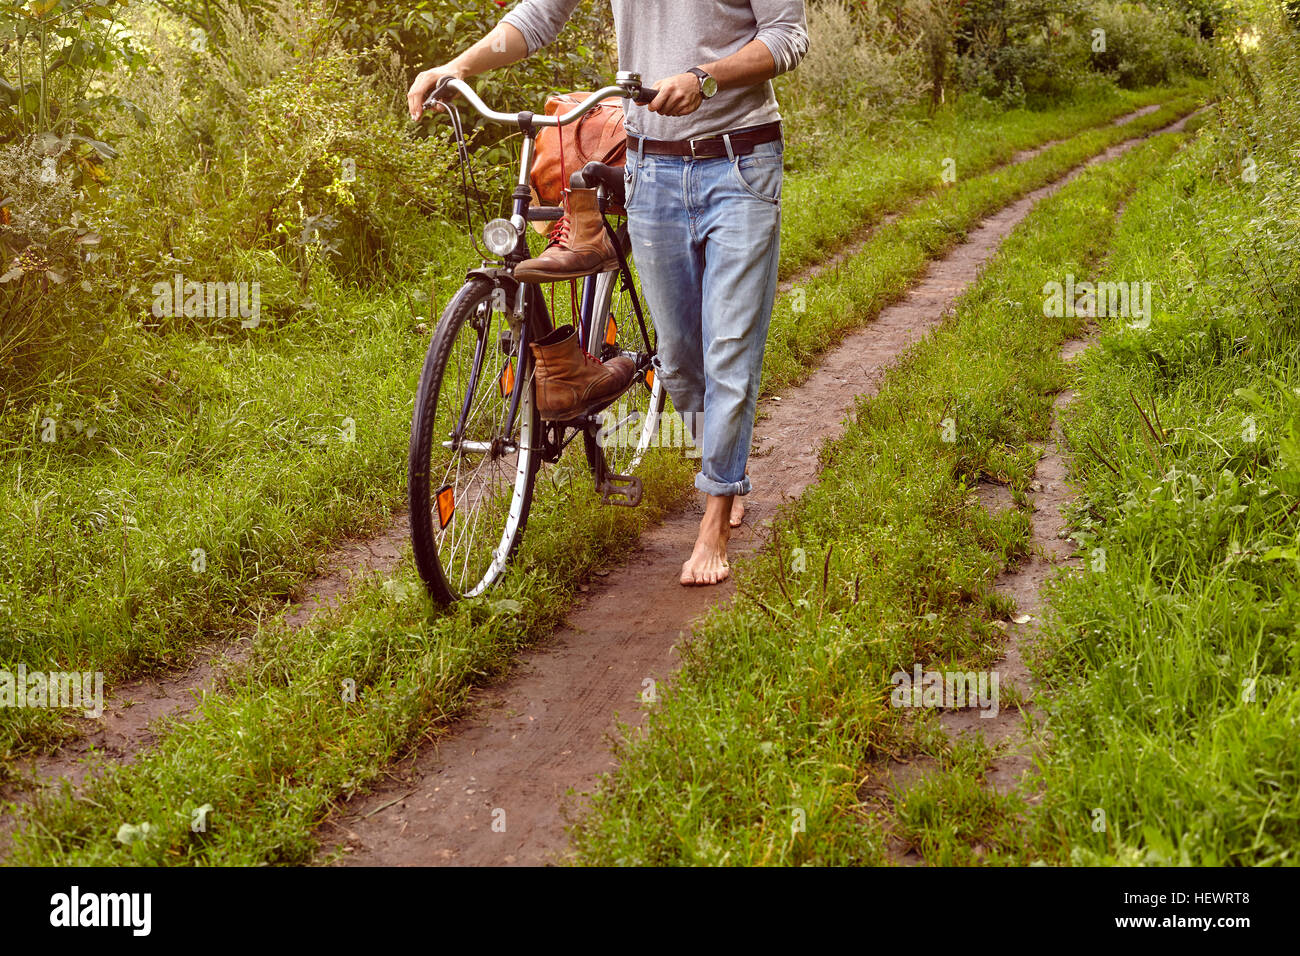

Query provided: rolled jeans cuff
[695,471,751,497]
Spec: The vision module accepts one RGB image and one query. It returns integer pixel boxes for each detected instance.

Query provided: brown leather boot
[514,188,620,283]
[529,324,635,420]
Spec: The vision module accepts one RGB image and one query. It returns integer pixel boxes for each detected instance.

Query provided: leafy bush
[137,0,615,123]
[1081,1,1206,88]
[1,0,141,394]
[1,0,622,400]
[0,133,103,385]
[952,0,1207,104]
[781,0,923,122]
[1151,0,1230,37]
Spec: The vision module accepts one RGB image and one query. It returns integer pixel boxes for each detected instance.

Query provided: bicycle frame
[429,75,658,464]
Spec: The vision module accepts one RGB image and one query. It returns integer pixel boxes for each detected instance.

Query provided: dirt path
[0,103,1169,812]
[0,517,411,851]
[862,327,1096,866]
[319,109,1202,867]
[0,104,1195,862]
[863,115,1202,865]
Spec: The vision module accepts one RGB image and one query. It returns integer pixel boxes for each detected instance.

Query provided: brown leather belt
[627,121,782,159]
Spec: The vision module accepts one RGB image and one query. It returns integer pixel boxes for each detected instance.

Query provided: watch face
[701,75,718,98]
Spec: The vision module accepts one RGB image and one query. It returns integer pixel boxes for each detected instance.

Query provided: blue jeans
[623,136,783,497]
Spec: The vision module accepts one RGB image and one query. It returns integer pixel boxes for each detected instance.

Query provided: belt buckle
[688,135,708,159]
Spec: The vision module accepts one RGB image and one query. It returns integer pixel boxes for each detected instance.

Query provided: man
[408,1,808,587]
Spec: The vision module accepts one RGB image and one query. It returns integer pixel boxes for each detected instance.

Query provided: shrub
[1081,1,1207,88]
[779,0,924,124]
[953,0,1093,106]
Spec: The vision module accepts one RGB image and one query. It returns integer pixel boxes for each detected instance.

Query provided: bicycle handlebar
[424,75,658,127]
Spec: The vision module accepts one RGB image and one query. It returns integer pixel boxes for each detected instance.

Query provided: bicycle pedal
[597,473,643,508]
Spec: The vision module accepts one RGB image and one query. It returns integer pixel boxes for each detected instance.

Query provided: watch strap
[687,67,716,96]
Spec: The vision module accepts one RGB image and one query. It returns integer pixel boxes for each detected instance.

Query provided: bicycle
[409,73,668,605]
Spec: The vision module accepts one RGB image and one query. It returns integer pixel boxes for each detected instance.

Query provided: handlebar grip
[422,76,457,112]
[633,86,658,106]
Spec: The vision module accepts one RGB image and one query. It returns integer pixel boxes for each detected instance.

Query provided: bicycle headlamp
[483,218,519,257]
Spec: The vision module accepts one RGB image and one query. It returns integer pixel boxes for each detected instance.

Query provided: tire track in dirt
[862,113,1202,866]
[776,102,1163,295]
[0,516,410,852]
[318,108,1202,868]
[861,329,1096,866]
[0,103,1191,860]
[5,519,410,790]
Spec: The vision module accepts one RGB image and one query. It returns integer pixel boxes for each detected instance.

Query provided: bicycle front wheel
[409,277,539,604]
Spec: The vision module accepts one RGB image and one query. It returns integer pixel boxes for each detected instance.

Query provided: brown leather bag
[530,91,627,217]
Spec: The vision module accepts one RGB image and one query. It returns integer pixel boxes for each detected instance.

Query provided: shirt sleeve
[500,0,586,54]
[751,0,809,75]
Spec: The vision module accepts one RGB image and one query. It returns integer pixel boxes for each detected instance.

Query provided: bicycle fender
[464,266,519,289]
[464,268,537,336]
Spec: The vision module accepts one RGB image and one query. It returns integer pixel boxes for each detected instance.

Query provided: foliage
[950,0,1207,104]
[1083,1,1207,89]
[780,0,923,123]
[0,0,143,149]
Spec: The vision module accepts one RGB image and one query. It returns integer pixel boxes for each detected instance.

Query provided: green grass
[0,91,1207,865]
[0,86,1199,768]
[777,83,1205,279]
[567,128,1190,866]
[763,93,1203,394]
[1024,124,1300,867]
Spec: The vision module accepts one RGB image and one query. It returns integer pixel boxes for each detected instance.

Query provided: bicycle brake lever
[422,76,458,114]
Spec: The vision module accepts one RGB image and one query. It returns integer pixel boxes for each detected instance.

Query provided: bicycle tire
[409,277,539,604]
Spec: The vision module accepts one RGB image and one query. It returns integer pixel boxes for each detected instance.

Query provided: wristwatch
[687,67,718,99]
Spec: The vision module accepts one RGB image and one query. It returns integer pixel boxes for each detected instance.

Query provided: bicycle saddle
[570,162,625,208]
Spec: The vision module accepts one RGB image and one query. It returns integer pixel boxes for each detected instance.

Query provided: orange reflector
[645,368,655,389]
[604,315,618,347]
[435,484,455,530]
[499,361,514,397]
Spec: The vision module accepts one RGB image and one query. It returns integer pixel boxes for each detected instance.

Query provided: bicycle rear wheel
[584,245,666,477]
[409,277,539,603]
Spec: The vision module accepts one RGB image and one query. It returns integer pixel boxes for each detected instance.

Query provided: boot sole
[538,385,634,422]
[513,262,620,283]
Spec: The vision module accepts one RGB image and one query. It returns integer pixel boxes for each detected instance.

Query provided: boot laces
[546,215,572,249]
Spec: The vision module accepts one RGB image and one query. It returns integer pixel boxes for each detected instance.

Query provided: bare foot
[681,494,732,586]
[729,497,745,528]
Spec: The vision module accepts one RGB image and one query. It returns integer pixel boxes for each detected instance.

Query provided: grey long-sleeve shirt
[501,0,808,141]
